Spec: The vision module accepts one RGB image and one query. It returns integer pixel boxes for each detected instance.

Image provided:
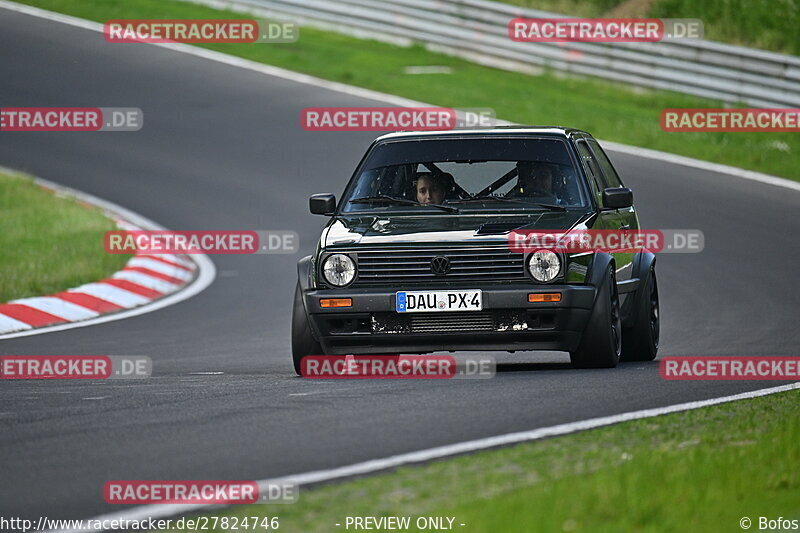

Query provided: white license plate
[396,290,482,313]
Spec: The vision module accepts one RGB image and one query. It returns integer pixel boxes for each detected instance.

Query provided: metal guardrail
[193,0,800,107]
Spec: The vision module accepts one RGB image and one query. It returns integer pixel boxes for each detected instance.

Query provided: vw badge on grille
[430,256,451,276]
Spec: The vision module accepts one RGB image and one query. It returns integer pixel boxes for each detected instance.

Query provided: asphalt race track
[1,7,799,522]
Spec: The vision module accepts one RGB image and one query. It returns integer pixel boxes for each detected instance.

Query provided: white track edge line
[0,0,798,194]
[51,382,800,532]
[0,166,216,340]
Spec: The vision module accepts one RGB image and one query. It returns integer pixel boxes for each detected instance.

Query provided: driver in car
[415,172,447,205]
[507,161,557,200]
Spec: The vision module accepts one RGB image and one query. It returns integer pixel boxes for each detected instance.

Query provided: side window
[587,139,623,188]
[575,141,604,206]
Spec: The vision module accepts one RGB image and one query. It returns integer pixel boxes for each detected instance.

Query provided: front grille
[370,310,531,334]
[410,311,495,332]
[354,247,526,286]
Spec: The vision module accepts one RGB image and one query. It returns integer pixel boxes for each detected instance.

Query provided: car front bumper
[303,284,596,355]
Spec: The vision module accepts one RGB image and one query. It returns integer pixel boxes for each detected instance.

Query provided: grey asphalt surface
[1,7,799,522]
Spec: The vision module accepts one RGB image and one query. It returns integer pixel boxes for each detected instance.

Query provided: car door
[587,138,637,230]
[575,139,633,284]
[587,139,640,281]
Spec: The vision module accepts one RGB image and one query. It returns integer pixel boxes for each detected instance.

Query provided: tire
[570,265,622,369]
[291,283,323,375]
[621,266,659,361]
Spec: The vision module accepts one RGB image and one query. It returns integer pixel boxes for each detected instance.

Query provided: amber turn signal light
[528,293,562,303]
[320,298,353,308]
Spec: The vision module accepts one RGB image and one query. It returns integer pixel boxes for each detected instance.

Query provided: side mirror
[310,193,336,215]
[602,187,633,210]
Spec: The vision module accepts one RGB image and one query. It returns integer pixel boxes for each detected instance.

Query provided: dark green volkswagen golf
[292,127,659,374]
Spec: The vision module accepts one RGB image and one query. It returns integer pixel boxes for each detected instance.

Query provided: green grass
[17,0,800,181]
[0,171,131,302]
[500,0,800,55]
[650,0,799,55]
[172,389,800,533]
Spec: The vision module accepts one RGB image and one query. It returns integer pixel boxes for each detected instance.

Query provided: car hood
[323,211,591,248]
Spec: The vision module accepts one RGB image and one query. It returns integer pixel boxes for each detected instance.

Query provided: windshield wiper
[449,196,566,211]
[349,195,459,213]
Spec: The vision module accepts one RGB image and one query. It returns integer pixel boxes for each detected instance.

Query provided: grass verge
[499,0,800,55]
[17,0,800,181]
[0,171,131,302]
[178,388,800,533]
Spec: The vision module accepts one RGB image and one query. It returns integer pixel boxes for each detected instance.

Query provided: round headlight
[528,250,561,282]
[322,254,356,286]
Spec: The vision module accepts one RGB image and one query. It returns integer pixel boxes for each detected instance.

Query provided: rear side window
[575,141,604,205]
[587,139,623,188]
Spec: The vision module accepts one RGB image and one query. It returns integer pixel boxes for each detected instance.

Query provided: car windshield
[341,137,590,214]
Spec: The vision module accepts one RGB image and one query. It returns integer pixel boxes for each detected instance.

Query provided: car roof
[374,126,590,142]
